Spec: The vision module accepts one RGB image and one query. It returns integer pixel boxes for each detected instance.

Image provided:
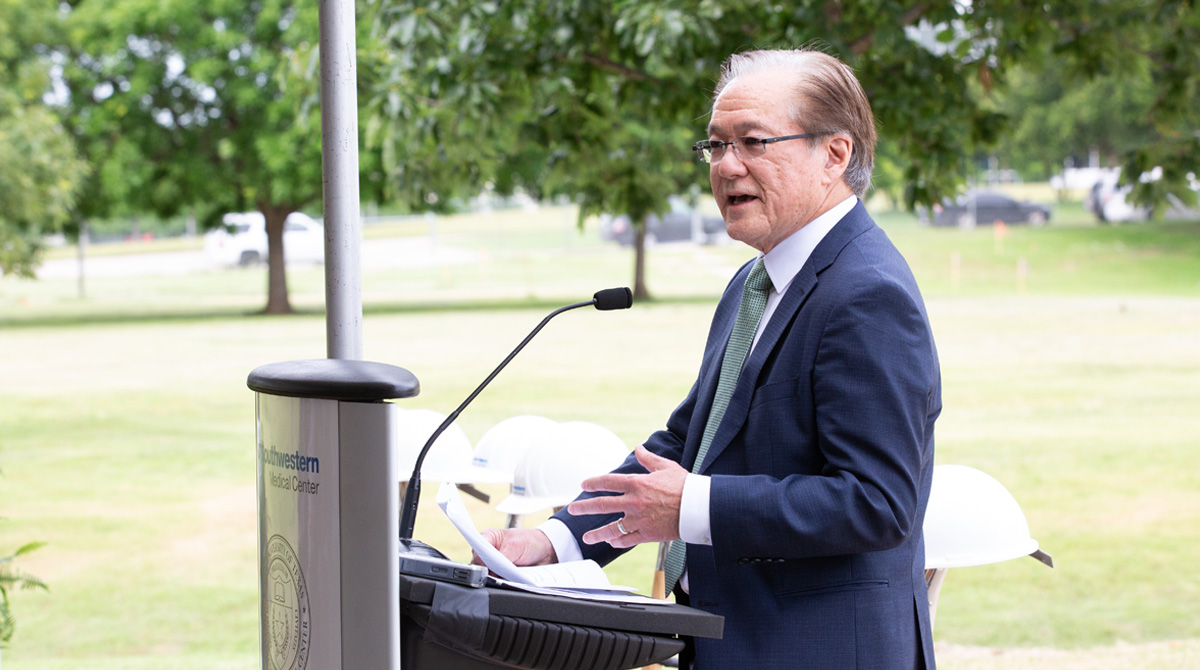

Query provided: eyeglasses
[692,133,830,164]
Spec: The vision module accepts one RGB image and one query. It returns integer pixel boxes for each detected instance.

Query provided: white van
[203,211,324,267]
[1086,167,1199,223]
[1087,172,1149,223]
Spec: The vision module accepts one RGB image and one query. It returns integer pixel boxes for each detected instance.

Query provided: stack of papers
[435,484,664,605]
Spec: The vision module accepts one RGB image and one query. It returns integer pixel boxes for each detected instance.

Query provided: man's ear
[823,135,852,183]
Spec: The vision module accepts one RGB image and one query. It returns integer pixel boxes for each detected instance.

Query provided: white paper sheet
[491,578,666,605]
[435,484,637,593]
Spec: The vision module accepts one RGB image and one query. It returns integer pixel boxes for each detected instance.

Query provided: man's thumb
[634,444,670,470]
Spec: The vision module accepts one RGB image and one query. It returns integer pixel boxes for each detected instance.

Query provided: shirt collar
[760,195,858,294]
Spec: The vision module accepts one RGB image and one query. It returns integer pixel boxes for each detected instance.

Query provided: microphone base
[399,538,449,560]
[399,538,489,588]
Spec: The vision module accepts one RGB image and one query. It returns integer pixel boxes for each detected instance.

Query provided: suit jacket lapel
[694,202,875,474]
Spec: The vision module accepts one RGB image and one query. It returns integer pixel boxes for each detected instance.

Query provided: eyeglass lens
[699,137,768,163]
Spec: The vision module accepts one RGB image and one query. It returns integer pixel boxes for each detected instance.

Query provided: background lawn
[1,202,1198,668]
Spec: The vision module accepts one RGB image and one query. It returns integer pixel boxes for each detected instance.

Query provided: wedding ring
[617,518,631,535]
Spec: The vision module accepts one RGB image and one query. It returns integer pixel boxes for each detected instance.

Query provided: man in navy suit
[481,48,941,669]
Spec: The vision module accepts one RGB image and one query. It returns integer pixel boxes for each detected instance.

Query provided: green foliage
[366,1,733,296]
[58,0,330,221]
[989,2,1200,209]
[10,0,1197,296]
[9,0,1200,294]
[366,1,708,216]
[0,99,89,277]
[0,0,88,277]
[0,541,49,647]
[364,0,1082,210]
[53,0,391,311]
[363,0,1200,231]
[1004,63,1159,179]
[367,0,1160,294]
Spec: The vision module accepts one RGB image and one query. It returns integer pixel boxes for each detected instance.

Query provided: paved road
[35,237,476,280]
[36,249,212,279]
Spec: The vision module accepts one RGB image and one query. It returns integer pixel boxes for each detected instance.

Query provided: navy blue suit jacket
[555,203,940,669]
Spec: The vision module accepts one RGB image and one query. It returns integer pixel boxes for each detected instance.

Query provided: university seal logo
[266,534,310,670]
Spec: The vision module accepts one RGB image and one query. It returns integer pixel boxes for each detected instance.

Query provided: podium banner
[257,394,341,670]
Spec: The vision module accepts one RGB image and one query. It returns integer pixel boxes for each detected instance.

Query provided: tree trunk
[261,204,293,315]
[632,218,651,301]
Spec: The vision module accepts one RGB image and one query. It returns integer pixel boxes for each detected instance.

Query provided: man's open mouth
[728,194,757,206]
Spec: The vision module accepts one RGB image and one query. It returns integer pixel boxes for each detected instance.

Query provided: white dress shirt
[540,196,860,582]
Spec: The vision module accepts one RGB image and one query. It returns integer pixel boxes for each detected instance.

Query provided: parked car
[599,196,727,246]
[1083,171,1148,223]
[204,211,324,267]
[931,191,1051,229]
[1085,168,1199,223]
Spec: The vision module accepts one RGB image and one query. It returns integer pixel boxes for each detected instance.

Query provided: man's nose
[715,148,748,178]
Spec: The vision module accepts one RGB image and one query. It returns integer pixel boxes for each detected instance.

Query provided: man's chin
[727,221,784,253]
[723,219,757,245]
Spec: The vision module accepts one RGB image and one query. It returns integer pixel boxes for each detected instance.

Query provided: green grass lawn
[1,203,1199,668]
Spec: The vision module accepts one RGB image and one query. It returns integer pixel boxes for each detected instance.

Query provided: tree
[367,1,1200,283]
[1074,0,1200,209]
[993,1,1200,205]
[366,2,733,299]
[58,0,387,313]
[0,0,88,277]
[996,65,1152,180]
[363,1,1088,297]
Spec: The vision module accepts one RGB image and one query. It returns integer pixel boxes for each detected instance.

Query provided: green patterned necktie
[663,257,772,594]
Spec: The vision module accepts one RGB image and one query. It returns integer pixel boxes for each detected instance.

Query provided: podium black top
[401,574,723,640]
[247,359,420,402]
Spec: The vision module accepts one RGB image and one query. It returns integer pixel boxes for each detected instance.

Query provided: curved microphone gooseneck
[399,287,633,543]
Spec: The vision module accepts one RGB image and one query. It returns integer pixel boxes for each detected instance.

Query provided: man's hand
[472,528,558,567]
[568,445,688,549]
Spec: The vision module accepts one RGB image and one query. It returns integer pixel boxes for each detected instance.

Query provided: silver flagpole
[318,0,363,360]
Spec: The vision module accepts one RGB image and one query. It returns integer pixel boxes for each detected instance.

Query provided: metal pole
[318,0,363,360]
[76,222,88,299]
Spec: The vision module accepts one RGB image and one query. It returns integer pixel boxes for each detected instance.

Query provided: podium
[249,358,723,670]
[249,359,419,669]
[400,575,723,670]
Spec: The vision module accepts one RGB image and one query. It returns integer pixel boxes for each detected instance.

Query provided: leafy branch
[0,541,49,647]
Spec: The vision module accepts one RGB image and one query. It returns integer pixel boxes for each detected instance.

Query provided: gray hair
[713,49,877,197]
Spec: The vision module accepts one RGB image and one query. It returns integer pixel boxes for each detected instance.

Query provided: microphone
[399,288,633,545]
[593,287,633,311]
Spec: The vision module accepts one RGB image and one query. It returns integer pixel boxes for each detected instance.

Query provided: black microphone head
[593,287,633,310]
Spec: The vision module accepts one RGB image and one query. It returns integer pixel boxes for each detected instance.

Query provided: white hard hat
[396,408,509,485]
[495,421,629,516]
[923,464,1053,569]
[471,415,558,482]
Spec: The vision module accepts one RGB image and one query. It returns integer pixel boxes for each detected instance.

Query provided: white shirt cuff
[537,518,584,564]
[678,473,713,545]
